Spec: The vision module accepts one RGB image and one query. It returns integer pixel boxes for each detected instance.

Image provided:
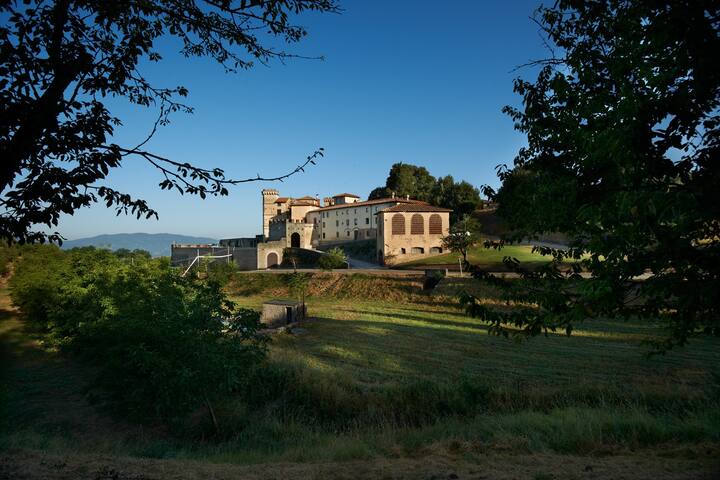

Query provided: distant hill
[61,233,217,257]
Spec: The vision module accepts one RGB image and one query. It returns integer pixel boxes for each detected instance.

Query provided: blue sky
[57,0,548,240]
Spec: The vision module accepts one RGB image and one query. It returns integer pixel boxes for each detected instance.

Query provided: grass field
[394,244,552,269]
[2,273,720,478]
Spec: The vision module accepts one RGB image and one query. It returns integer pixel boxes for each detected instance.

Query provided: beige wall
[286,222,315,249]
[290,204,319,222]
[377,211,450,265]
[257,240,285,269]
[333,195,360,205]
[316,201,397,244]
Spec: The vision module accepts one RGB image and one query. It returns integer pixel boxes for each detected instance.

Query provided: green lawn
[394,244,552,269]
[3,276,720,469]
[231,287,720,393]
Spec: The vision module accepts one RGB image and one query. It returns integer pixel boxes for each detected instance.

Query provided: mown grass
[2,274,719,465]
[394,244,551,269]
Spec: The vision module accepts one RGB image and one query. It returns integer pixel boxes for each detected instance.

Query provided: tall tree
[382,163,436,202]
[369,163,482,219]
[467,0,720,350]
[0,0,338,244]
[432,176,482,220]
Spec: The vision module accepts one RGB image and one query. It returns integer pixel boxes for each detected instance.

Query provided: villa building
[259,189,451,267]
[171,189,451,269]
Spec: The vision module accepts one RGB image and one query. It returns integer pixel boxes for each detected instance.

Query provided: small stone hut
[261,300,304,328]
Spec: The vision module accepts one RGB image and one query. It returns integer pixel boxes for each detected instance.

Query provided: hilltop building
[258,189,451,267]
[171,189,451,269]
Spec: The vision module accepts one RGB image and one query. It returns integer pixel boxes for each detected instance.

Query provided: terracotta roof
[378,204,452,213]
[296,195,317,200]
[291,200,319,207]
[332,193,360,198]
[318,197,425,211]
[274,197,290,204]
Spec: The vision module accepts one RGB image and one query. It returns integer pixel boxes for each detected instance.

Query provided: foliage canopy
[441,215,482,265]
[318,247,347,270]
[0,0,337,244]
[468,0,720,350]
[368,163,482,220]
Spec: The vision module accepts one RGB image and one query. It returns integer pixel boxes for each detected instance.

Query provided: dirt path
[2,448,719,480]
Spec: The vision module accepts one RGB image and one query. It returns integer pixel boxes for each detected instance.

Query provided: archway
[267,252,279,268]
[290,232,301,248]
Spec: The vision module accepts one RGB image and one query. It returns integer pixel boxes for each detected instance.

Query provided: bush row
[9,245,267,427]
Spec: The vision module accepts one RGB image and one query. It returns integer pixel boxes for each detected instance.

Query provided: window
[430,247,442,254]
[323,233,326,239]
[365,218,369,225]
[336,232,339,238]
[391,214,405,235]
[354,218,357,225]
[276,209,281,215]
[336,220,339,227]
[411,247,424,254]
[323,222,326,228]
[365,207,368,213]
[429,214,443,234]
[400,248,406,254]
[410,214,424,235]
[346,219,349,226]
[346,231,350,237]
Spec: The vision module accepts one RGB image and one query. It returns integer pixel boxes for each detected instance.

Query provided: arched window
[391,214,405,235]
[290,232,300,248]
[410,214,424,234]
[429,214,443,234]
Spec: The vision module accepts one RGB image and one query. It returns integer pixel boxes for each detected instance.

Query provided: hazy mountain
[61,233,217,257]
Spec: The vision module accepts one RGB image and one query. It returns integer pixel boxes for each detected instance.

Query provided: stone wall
[170,244,258,270]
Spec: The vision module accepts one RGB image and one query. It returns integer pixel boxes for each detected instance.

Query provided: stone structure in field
[171,189,452,269]
[261,300,303,328]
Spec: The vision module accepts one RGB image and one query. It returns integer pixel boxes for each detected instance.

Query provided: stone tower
[261,189,279,239]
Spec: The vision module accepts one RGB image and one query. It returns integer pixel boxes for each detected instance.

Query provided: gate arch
[266,252,279,268]
[290,232,301,248]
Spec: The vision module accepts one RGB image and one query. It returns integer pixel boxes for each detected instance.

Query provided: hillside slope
[61,233,217,257]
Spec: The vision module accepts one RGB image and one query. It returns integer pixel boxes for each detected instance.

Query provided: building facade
[376,204,451,265]
[171,189,452,269]
[259,189,451,267]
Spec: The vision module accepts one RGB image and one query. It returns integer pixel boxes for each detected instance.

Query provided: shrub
[9,244,67,329]
[318,248,348,270]
[9,247,267,427]
[206,260,237,286]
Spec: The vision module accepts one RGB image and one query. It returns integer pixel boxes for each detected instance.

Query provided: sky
[56,0,549,240]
